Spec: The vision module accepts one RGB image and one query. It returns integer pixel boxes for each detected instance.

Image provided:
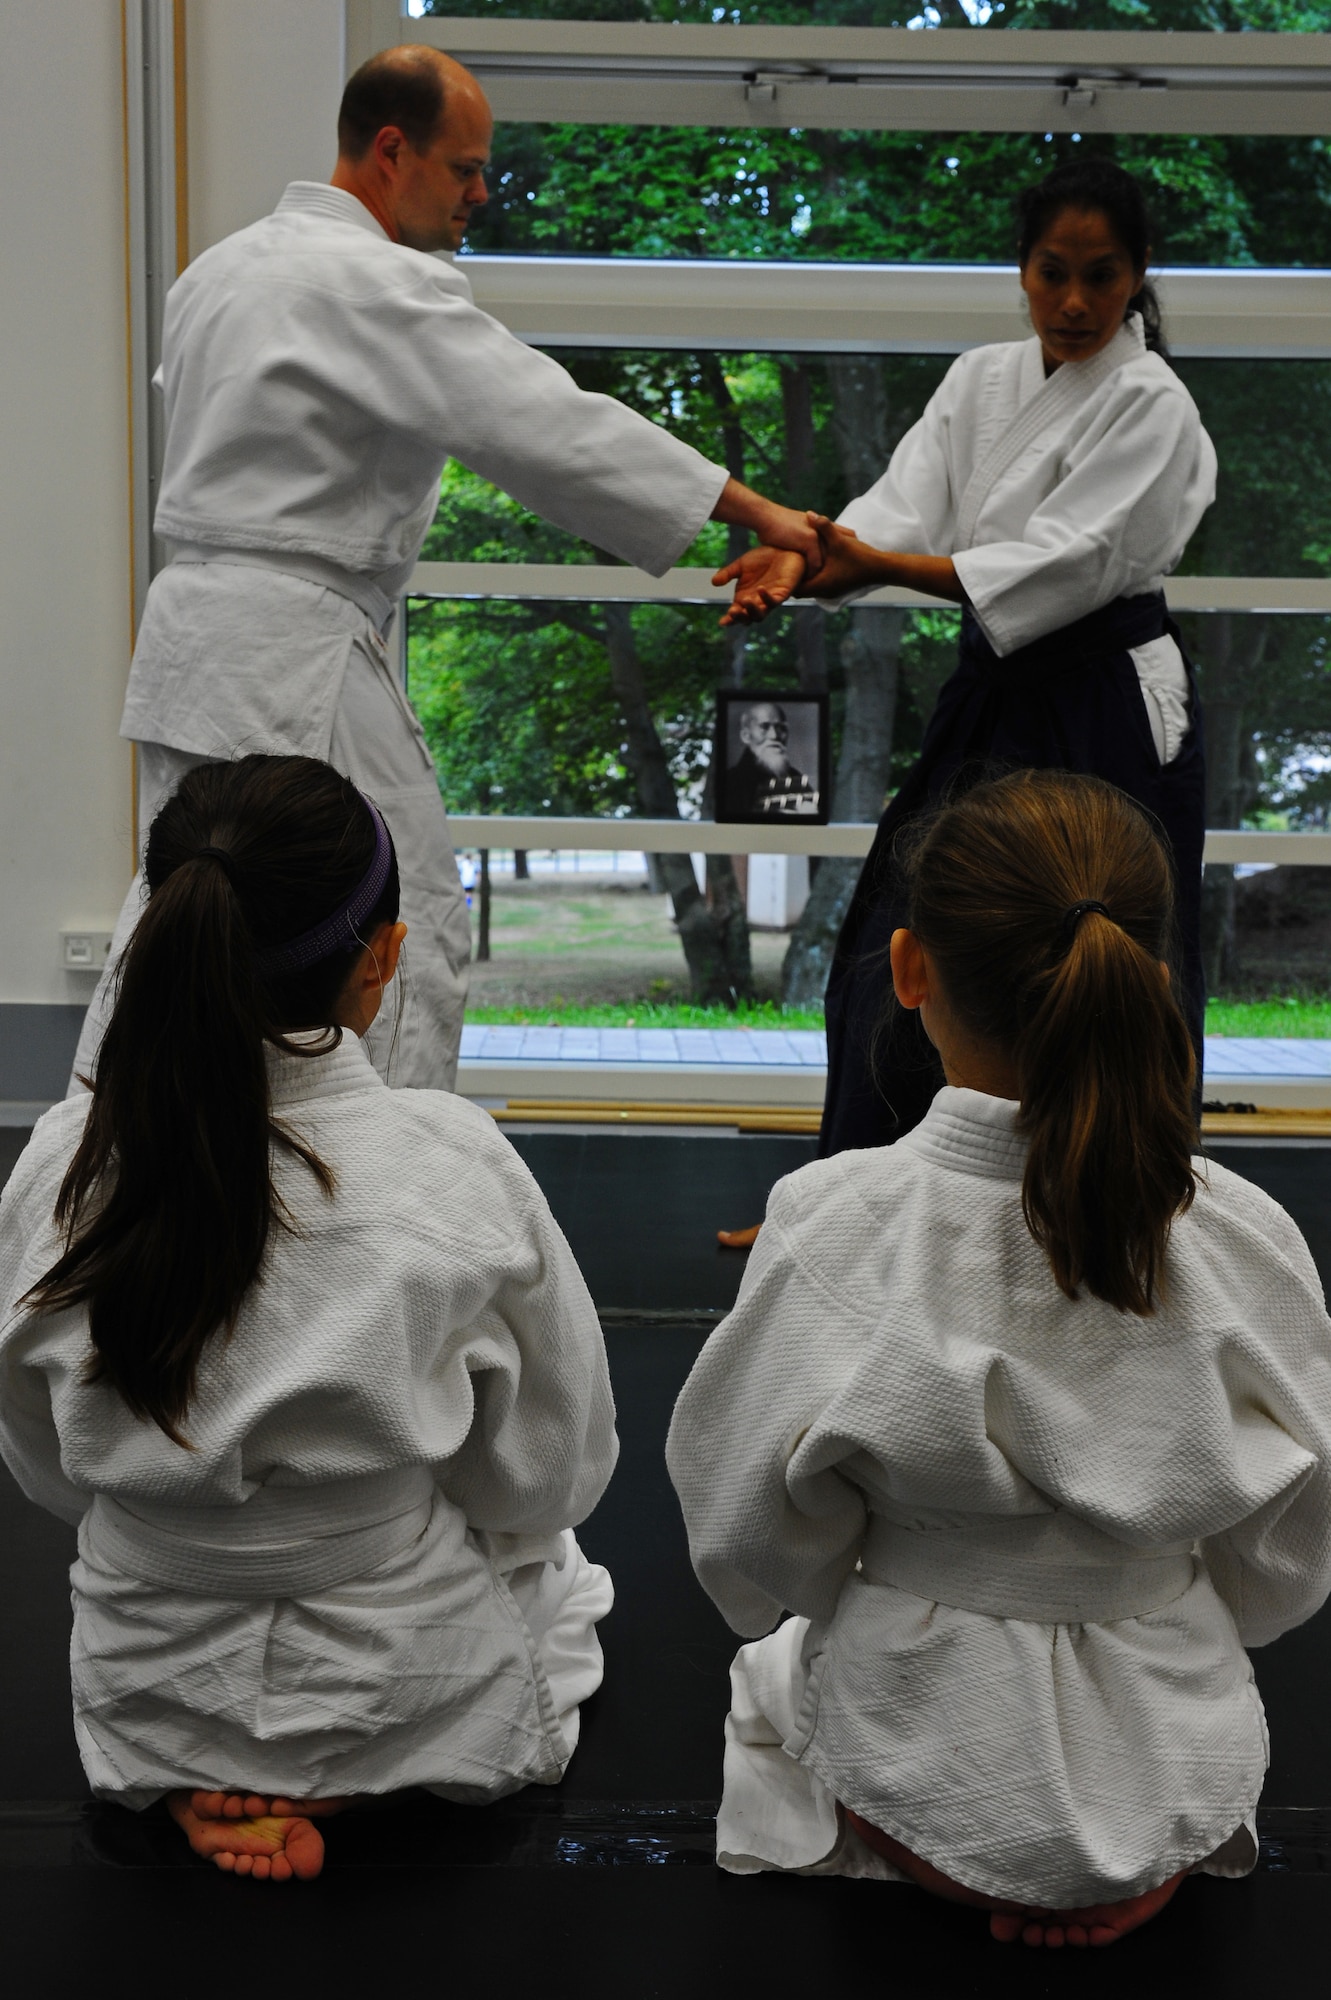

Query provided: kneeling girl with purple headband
[0,754,617,1880]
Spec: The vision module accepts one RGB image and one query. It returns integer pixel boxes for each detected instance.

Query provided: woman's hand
[805,515,965,605]
[799,515,894,598]
[712,546,807,627]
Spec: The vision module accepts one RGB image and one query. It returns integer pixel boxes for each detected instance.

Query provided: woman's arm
[714,516,964,627]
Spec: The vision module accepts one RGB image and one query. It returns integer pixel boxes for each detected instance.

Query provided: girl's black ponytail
[25,755,399,1444]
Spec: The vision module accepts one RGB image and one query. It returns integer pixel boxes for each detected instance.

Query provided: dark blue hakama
[820,592,1206,1157]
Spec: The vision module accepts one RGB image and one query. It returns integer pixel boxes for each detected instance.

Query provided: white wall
[0,2,133,1008]
[187,0,345,258]
[0,0,348,1025]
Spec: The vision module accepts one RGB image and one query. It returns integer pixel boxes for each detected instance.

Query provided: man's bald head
[331,44,493,253]
[337,45,479,163]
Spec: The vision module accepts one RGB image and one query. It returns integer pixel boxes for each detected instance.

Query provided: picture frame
[714,689,830,826]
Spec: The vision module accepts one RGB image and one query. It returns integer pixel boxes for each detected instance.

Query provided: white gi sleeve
[953,375,1217,656]
[347,264,727,575]
[666,1182,870,1637]
[427,1129,618,1540]
[810,369,964,612]
[837,383,961,557]
[0,1112,94,1526]
[1197,1204,1331,1648]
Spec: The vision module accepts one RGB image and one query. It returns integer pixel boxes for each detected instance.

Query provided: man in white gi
[75,44,820,1091]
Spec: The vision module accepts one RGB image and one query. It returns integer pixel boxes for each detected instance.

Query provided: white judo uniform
[836,316,1216,761]
[666,1088,1331,1906]
[74,180,728,1092]
[0,1034,618,1808]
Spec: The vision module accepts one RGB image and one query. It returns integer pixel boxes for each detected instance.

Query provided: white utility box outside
[746,853,810,930]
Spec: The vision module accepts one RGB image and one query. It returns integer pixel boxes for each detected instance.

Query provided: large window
[360,4,1331,1018]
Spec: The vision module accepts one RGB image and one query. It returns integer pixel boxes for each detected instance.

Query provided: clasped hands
[714,514,880,629]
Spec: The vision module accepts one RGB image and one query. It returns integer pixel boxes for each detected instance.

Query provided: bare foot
[187,1790,345,1822]
[717,1224,762,1250]
[167,1791,339,1881]
[843,1809,1184,1948]
[989,1872,1187,1949]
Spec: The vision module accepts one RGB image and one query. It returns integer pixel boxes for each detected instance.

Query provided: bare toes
[989,1912,1024,1944]
[282,1819,327,1881]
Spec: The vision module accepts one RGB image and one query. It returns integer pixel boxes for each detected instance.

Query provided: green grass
[467,996,1331,1038]
[465,999,827,1031]
[1205,996,1331,1038]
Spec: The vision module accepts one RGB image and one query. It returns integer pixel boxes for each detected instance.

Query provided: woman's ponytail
[901,770,1197,1317]
[25,756,399,1444]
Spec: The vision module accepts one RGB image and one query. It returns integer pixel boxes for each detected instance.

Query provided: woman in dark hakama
[718,159,1216,1162]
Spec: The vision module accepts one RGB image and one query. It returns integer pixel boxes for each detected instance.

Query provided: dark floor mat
[0,1850,1325,1993]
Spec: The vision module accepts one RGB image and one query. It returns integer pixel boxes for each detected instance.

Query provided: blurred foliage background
[410,0,1331,999]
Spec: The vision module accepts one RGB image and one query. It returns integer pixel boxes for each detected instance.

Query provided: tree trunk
[513,848,529,881]
[780,357,905,1010]
[701,351,750,687]
[781,608,905,1007]
[781,364,829,699]
[602,602,751,1004]
[477,848,491,963]
[1193,612,1270,994]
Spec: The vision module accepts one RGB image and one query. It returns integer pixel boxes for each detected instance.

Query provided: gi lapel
[954,318,1145,550]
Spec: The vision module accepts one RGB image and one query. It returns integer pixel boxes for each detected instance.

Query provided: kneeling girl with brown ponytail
[668,769,1331,1948]
[0,755,616,1881]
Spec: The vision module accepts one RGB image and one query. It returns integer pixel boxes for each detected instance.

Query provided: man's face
[390,84,493,253]
[740,704,791,775]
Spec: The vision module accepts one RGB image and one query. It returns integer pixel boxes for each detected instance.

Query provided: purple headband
[254,797,394,977]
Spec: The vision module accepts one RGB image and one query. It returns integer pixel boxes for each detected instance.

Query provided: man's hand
[712,546,807,627]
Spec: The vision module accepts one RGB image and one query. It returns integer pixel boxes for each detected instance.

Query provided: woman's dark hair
[900,769,1197,1317]
[1016,157,1169,358]
[24,755,400,1446]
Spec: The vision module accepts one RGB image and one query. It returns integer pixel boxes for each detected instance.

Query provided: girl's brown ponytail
[903,770,1197,1316]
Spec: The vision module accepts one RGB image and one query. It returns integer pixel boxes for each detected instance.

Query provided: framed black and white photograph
[715,690,830,826]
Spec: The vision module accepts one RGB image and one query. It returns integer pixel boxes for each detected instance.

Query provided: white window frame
[341,11,1331,858]
[347,9,1331,135]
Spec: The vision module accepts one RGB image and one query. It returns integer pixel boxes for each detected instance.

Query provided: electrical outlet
[61,931,114,971]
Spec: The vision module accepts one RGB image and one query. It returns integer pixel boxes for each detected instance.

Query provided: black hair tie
[196,845,239,888]
[1060,899,1110,945]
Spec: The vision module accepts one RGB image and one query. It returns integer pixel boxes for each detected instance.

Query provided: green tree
[414,0,1331,1002]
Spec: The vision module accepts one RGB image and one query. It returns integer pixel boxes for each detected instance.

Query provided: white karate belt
[84,1466,435,1597]
[860,1512,1196,1624]
[169,541,397,636]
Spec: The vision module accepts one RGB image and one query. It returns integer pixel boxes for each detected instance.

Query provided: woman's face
[1020,205,1146,371]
